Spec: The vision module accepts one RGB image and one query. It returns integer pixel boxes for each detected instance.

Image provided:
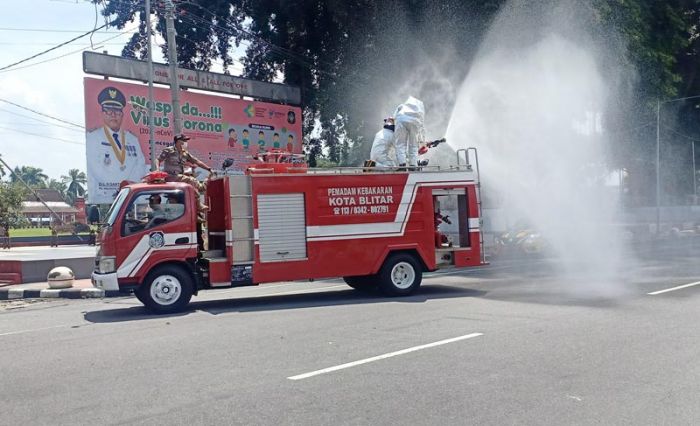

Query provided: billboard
[84,77,303,203]
[83,52,301,104]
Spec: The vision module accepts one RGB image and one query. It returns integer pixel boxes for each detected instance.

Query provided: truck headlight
[97,256,116,274]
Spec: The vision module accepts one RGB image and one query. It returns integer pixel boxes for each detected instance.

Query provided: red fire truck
[92,149,485,313]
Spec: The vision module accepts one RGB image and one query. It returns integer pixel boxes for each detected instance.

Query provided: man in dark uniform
[156,134,213,216]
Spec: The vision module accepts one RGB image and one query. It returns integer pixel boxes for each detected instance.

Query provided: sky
[0,0,243,182]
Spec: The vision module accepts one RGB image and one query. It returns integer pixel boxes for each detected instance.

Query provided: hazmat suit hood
[394,96,425,125]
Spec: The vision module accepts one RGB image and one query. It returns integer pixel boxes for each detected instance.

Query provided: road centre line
[0,324,65,337]
[648,280,700,295]
[287,332,483,380]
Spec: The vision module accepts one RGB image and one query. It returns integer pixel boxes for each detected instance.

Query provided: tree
[97,0,700,183]
[97,0,504,162]
[592,0,700,203]
[48,178,68,201]
[0,182,28,229]
[11,166,48,188]
[61,169,87,203]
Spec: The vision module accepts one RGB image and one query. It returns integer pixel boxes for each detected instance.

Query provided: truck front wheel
[378,253,422,296]
[137,265,194,314]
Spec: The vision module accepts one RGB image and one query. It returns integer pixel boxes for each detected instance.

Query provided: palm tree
[48,179,68,197]
[11,166,48,188]
[61,169,87,201]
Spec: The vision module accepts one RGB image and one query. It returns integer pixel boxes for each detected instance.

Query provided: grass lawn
[9,228,90,237]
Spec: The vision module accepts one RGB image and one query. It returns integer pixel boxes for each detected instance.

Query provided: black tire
[139,265,194,314]
[343,275,377,291]
[377,253,423,296]
[134,287,149,305]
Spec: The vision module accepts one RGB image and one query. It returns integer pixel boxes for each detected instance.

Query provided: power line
[0,121,83,130]
[0,27,122,33]
[663,125,700,141]
[0,29,136,73]
[605,122,655,136]
[162,3,340,79]
[0,126,84,145]
[0,98,84,129]
[0,108,84,132]
[172,12,319,81]
[0,23,109,72]
[181,11,320,71]
[0,42,126,46]
[172,32,249,71]
[0,109,84,132]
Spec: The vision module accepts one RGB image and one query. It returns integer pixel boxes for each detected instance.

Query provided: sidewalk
[0,278,123,300]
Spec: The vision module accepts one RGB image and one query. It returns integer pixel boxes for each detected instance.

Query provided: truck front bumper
[91,271,119,291]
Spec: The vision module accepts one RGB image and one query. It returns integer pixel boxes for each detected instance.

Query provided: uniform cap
[174,134,191,142]
[97,87,126,109]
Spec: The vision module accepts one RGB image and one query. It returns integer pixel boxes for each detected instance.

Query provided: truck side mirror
[88,205,101,224]
[222,158,234,170]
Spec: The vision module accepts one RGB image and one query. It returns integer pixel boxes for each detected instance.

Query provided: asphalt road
[1,240,699,425]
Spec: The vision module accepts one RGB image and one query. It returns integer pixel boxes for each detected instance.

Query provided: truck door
[432,188,481,267]
[115,189,196,280]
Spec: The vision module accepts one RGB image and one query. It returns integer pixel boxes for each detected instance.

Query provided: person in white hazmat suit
[393,96,426,168]
[369,117,397,167]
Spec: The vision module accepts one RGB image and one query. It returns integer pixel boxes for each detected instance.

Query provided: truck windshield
[106,188,130,226]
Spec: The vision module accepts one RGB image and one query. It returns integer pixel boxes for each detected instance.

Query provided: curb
[0,288,123,300]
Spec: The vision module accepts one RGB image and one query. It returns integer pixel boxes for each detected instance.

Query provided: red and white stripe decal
[117,232,197,278]
[245,172,477,245]
[306,171,475,241]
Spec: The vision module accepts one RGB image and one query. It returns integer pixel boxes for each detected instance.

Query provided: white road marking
[0,325,65,337]
[288,332,483,380]
[648,280,700,295]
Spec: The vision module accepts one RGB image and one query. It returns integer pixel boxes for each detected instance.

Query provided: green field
[9,228,92,238]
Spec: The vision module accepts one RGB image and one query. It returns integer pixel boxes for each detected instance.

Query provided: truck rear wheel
[343,275,377,291]
[378,253,422,296]
[138,265,193,314]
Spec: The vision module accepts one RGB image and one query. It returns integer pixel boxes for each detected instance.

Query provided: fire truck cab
[92,149,485,313]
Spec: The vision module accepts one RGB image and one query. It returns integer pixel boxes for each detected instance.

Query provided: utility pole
[165,0,182,134]
[692,141,697,200]
[145,0,157,171]
[655,100,661,236]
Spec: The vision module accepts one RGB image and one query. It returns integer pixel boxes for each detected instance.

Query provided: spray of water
[445,0,633,296]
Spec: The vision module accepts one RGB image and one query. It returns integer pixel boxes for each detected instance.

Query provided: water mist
[445,0,633,297]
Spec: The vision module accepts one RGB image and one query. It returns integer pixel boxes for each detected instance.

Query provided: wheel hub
[150,275,182,306]
[390,262,415,290]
